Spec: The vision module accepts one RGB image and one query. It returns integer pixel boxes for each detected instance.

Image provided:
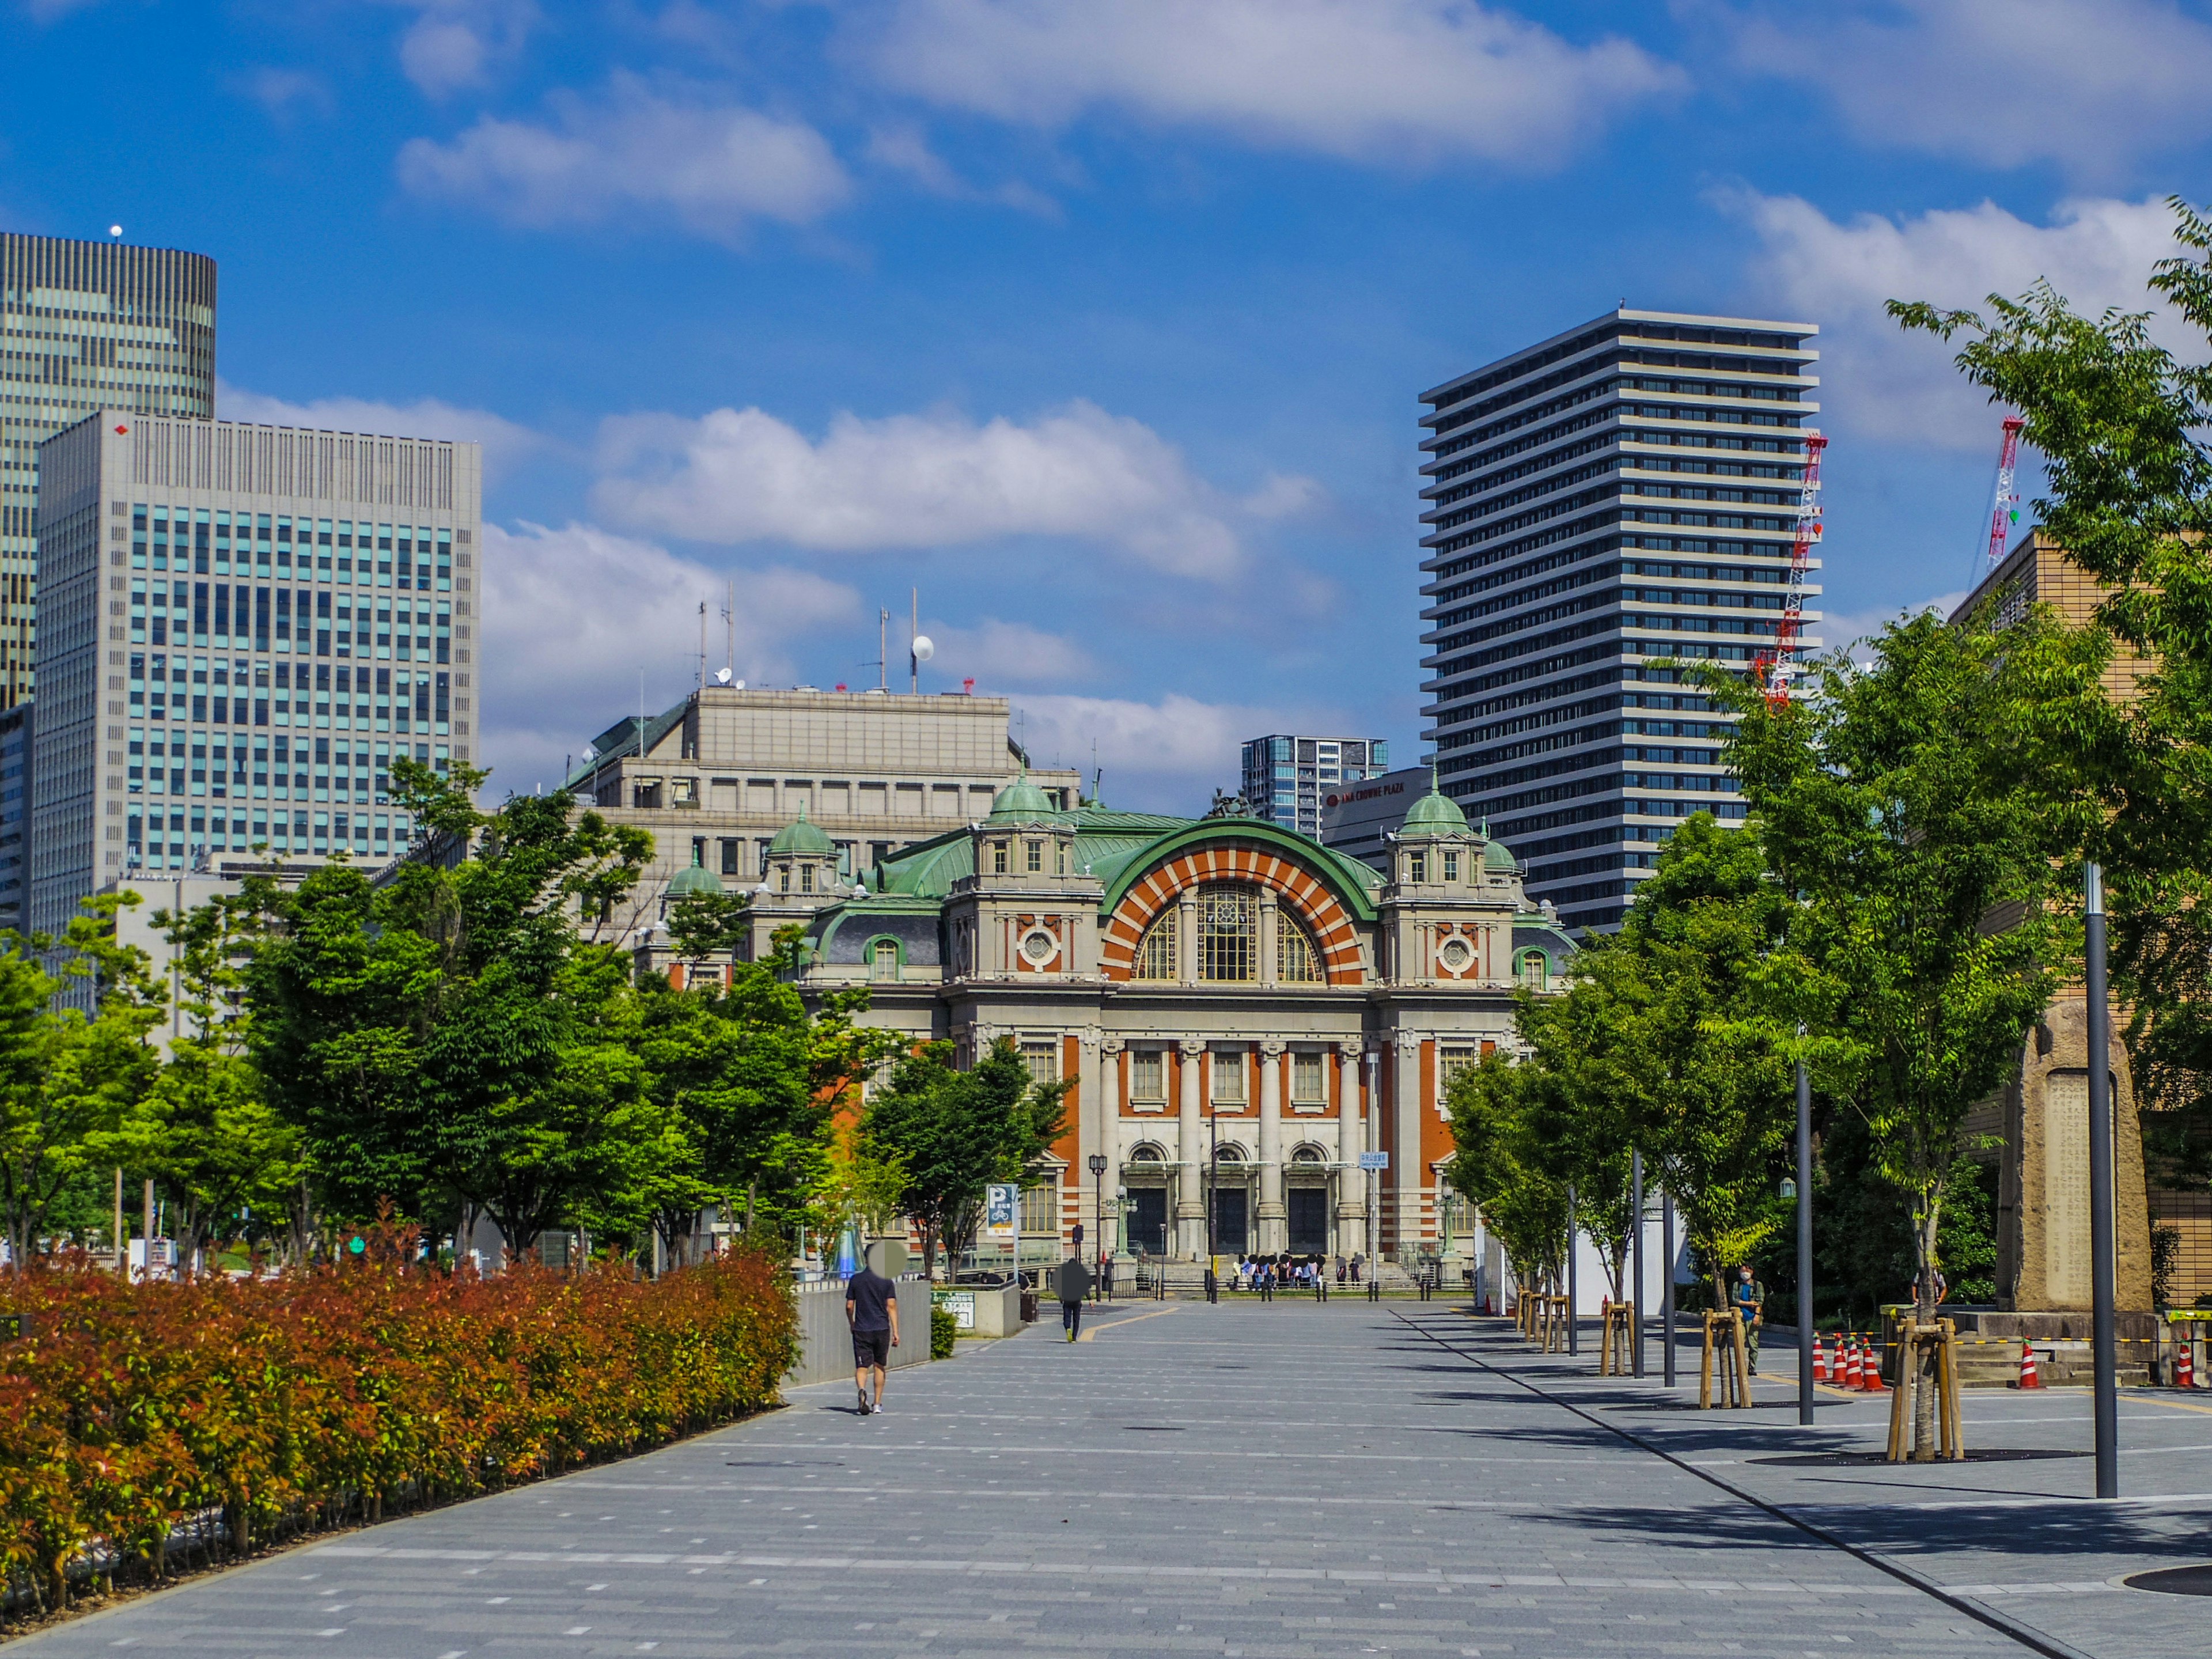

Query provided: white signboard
[984,1183,1019,1243]
[933,1289,977,1331]
[1358,1151,1391,1172]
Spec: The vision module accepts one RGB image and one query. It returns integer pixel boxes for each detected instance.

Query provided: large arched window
[1135,915,1177,980]
[1277,914,1321,983]
[1199,884,1257,981]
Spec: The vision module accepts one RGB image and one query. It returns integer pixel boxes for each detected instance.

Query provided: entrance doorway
[1130,1188,1168,1256]
[1287,1188,1328,1253]
[1212,1186,1248,1254]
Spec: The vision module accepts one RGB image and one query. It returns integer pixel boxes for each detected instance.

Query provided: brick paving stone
[12,1299,2207,1658]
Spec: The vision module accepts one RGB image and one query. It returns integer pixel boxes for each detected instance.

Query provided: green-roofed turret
[984,767,1060,825]
[768,803,836,856]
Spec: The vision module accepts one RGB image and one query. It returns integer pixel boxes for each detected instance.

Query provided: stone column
[1100,1039,1126,1257]
[1257,889,1279,986]
[1335,1042,1366,1254]
[1363,1047,1382,1265]
[1177,892,1199,987]
[1257,1040,1286,1252]
[1176,1038,1206,1259]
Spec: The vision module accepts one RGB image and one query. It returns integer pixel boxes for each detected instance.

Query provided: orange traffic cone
[1864,1338,1888,1393]
[1813,1334,1830,1384]
[2172,1338,2192,1390]
[1844,1339,1863,1391]
[2017,1339,2041,1390]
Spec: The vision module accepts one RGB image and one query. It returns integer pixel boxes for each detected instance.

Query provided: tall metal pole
[1365,1050,1381,1271]
[1797,1047,1815,1426]
[1661,1190,1676,1387]
[1630,1149,1645,1379]
[1567,1184,1580,1356]
[2086,863,2119,1498]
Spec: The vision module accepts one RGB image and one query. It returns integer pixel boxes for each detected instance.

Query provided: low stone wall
[789,1278,934,1387]
[931,1282,1023,1337]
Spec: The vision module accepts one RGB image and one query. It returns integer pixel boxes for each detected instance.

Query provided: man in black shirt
[846,1263,900,1415]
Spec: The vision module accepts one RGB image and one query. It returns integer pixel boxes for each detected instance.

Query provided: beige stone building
[643,771,1575,1272]
[1953,529,2186,1310]
[570,684,1079,934]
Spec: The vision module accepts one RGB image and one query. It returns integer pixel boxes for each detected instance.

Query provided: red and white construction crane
[1984,415,2027,567]
[1753,429,1827,709]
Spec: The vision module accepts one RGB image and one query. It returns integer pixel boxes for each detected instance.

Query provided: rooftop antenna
[908,588,934,693]
[722,579,734,681]
[877,607,889,692]
[697,599,707,693]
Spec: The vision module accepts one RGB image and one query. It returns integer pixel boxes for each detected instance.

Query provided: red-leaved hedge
[0,1252,798,1618]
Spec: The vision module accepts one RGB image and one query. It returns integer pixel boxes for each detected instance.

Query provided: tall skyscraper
[2,235,217,711]
[31,413,483,940]
[1239,733,1389,838]
[1418,307,1821,934]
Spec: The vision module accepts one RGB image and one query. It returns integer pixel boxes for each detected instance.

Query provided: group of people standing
[1233,1253,1342,1294]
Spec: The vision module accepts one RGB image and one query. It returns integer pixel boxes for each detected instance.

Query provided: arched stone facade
[1101,843,1366,985]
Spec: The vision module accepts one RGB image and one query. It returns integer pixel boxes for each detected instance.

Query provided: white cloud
[392,1,539,98]
[479,520,859,788]
[233,67,333,121]
[1005,691,1276,808]
[1717,0,2212,176]
[396,77,851,241]
[854,0,1683,166]
[918,618,1096,690]
[591,399,1315,578]
[1726,191,2188,449]
[862,125,1060,217]
[214,382,545,480]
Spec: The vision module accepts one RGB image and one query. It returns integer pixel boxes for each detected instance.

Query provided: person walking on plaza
[1100,1250,1115,1299]
[1732,1263,1766,1375]
[1056,1256,1093,1340]
[846,1259,900,1415]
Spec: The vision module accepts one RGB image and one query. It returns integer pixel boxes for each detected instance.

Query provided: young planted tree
[1606,815,1801,1308]
[0,896,164,1269]
[862,1037,1069,1279]
[103,893,304,1272]
[1889,205,2212,1205]
[1719,613,2086,1452]
[1442,1051,1568,1306]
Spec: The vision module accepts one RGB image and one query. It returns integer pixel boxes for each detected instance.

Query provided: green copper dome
[768,803,837,856]
[985,767,1059,825]
[668,862,725,898]
[1402,777,1470,835]
[1484,834,1518,872]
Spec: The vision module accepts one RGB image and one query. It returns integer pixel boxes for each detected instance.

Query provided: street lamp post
[1089,1154,1108,1304]
[1631,1149,1645,1379]
[2086,863,2119,1498]
[1566,1183,1580,1357]
[1207,1111,1219,1301]
[1796,1043,1815,1427]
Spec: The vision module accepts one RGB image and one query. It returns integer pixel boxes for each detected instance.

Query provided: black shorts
[853,1327,892,1369]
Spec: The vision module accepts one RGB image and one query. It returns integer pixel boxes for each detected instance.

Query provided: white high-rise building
[31,412,483,938]
[1419,308,1823,933]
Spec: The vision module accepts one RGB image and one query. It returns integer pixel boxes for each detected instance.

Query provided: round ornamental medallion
[1437,937,1473,974]
[1020,927,1060,967]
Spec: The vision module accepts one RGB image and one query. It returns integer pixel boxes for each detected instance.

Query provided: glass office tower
[1239,733,1389,838]
[1,234,216,711]
[1418,308,1821,934]
[31,412,483,940]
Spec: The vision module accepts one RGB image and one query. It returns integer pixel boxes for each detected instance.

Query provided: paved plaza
[14,1301,2212,1658]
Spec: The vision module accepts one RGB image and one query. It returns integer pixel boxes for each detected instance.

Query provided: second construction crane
[1754,429,1828,707]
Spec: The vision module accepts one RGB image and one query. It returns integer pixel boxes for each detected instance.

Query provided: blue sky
[5,1,2207,808]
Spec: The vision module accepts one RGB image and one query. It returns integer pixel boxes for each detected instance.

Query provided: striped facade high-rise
[1,234,217,711]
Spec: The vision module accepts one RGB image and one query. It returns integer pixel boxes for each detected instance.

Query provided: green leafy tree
[100,893,304,1272]
[1442,1052,1567,1302]
[1719,614,2084,1452]
[247,760,657,1257]
[862,1037,1069,1279]
[0,895,164,1268]
[1889,204,2212,1202]
[1607,814,1801,1306]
